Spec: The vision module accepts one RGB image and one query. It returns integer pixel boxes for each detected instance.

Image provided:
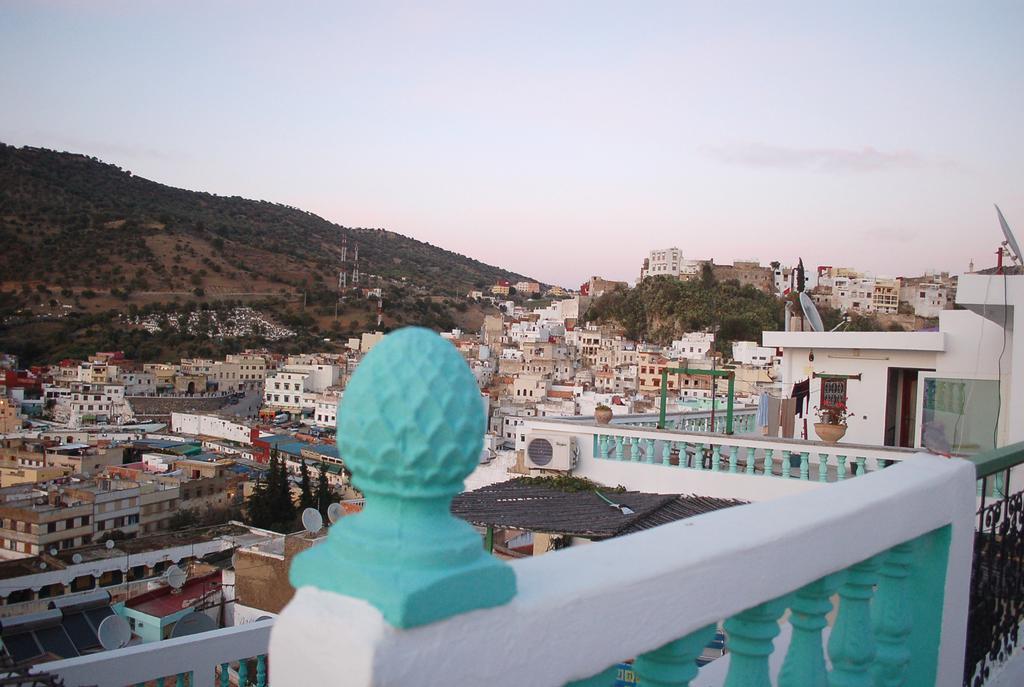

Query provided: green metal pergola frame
[658,367,736,434]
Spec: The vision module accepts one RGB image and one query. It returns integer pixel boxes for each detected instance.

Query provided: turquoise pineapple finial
[289,327,516,628]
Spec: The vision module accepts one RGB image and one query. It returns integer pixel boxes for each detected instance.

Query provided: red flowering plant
[815,402,852,425]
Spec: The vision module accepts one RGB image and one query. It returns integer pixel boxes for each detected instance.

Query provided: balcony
[29,329,1024,686]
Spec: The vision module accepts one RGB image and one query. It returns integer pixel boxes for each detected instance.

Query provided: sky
[2,1,1022,287]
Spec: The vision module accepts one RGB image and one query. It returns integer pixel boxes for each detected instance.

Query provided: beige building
[138,482,180,534]
[0,398,20,434]
[0,463,70,488]
[711,260,774,293]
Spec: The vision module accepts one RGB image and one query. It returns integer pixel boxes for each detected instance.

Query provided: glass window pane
[921,377,999,455]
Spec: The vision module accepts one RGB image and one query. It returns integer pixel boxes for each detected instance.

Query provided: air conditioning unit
[524,433,578,471]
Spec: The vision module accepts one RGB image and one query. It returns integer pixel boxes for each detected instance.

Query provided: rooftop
[451,478,745,539]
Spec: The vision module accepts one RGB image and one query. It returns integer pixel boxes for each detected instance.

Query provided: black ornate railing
[965,442,1024,687]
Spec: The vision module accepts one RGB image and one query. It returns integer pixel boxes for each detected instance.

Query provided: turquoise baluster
[176,673,186,687]
[799,451,810,480]
[828,557,880,687]
[694,443,704,471]
[290,328,516,628]
[597,434,608,460]
[615,435,625,461]
[634,624,717,686]
[157,679,166,687]
[871,542,914,686]
[238,660,248,687]
[746,447,757,475]
[565,665,618,686]
[764,448,775,476]
[711,444,722,472]
[728,445,739,473]
[781,450,792,478]
[662,440,673,466]
[630,436,642,462]
[256,654,267,687]
[723,598,786,687]
[778,576,838,687]
[220,663,230,687]
[644,438,656,464]
[856,457,867,476]
[837,455,847,481]
[818,453,829,483]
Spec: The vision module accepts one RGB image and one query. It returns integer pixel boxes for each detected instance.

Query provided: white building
[731,341,777,367]
[667,333,714,360]
[263,371,311,413]
[640,247,685,279]
[313,391,341,429]
[899,280,950,318]
[171,412,253,445]
[764,308,1008,450]
[55,382,133,427]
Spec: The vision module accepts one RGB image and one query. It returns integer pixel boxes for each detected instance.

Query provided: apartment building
[0,398,19,433]
[710,260,774,293]
[899,276,953,318]
[226,353,268,390]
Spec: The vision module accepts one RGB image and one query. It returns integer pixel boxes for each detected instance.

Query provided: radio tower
[338,237,349,290]
[351,242,360,285]
[376,295,383,328]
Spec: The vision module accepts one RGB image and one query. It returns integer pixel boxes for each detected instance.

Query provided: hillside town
[2,2,1022,684]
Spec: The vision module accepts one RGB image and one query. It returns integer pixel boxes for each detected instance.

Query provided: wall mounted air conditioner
[524,433,578,471]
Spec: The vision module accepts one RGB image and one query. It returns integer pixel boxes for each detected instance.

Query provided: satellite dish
[168,612,216,638]
[48,547,58,556]
[72,553,83,565]
[996,204,1022,263]
[301,507,323,534]
[165,564,186,590]
[327,502,343,524]
[39,562,47,570]
[106,540,116,550]
[98,615,132,650]
[799,292,825,332]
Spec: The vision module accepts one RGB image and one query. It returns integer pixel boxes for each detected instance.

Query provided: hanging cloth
[792,378,810,417]
[756,392,770,428]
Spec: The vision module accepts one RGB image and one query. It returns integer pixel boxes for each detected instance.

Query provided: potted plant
[814,403,851,444]
[594,404,613,425]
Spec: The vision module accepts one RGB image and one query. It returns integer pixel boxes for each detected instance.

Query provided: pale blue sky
[2,1,1022,287]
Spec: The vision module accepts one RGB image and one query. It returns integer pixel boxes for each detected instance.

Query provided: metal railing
[963,441,1024,687]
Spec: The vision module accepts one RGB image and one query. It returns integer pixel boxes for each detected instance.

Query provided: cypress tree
[299,459,315,510]
[315,462,334,519]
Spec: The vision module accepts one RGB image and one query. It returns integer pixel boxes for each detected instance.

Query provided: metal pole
[726,373,735,435]
[710,346,717,433]
[658,369,669,429]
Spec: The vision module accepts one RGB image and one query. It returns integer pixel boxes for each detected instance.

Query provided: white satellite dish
[327,502,343,524]
[301,507,323,534]
[48,547,58,556]
[168,612,216,638]
[996,204,1022,264]
[105,539,116,550]
[165,564,187,590]
[97,615,132,650]
[72,553,83,565]
[799,292,825,332]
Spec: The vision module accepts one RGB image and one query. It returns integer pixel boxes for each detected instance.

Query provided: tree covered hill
[584,272,785,350]
[0,143,537,296]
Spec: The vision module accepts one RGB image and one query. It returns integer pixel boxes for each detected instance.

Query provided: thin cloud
[703,142,927,173]
[860,227,917,242]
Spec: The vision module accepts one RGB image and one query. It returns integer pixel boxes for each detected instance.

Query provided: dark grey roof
[451,479,746,539]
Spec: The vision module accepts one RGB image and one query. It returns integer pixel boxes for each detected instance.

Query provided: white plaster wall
[770,341,938,447]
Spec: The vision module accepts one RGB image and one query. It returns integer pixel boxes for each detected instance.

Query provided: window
[820,378,848,409]
[47,522,57,534]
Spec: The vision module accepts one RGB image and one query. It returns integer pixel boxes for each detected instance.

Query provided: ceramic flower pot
[814,422,847,444]
[594,407,613,424]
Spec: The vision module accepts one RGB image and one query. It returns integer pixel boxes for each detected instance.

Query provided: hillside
[0,144,535,296]
[0,143,541,364]
[584,273,785,351]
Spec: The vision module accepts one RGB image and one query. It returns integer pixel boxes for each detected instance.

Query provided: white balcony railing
[34,619,272,687]
[523,416,915,501]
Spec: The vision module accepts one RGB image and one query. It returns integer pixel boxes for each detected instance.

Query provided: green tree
[298,459,315,510]
[315,463,337,520]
